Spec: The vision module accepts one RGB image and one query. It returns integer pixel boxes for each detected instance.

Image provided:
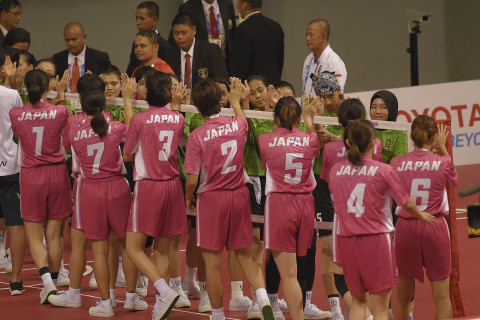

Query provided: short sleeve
[184,133,202,175]
[123,116,140,154]
[258,134,267,171]
[385,167,409,206]
[310,132,321,157]
[444,157,458,187]
[178,113,186,147]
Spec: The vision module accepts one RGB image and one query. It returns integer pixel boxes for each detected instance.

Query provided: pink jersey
[10,101,67,168]
[321,138,383,180]
[329,156,409,236]
[67,118,127,179]
[184,116,248,193]
[258,128,320,195]
[391,149,458,218]
[124,107,185,181]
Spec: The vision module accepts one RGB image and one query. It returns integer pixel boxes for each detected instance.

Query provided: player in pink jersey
[184,78,274,320]
[64,89,146,317]
[257,96,320,320]
[124,71,190,320]
[9,69,72,305]
[328,119,435,320]
[391,115,457,320]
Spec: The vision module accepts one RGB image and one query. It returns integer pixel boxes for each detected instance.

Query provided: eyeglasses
[9,11,22,17]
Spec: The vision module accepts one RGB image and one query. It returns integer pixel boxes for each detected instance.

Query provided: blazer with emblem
[163,39,228,87]
[52,46,111,77]
[169,0,236,62]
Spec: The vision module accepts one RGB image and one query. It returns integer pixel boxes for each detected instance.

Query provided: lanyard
[302,56,320,93]
[205,5,221,38]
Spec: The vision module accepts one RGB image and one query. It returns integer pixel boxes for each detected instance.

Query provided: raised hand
[171,82,187,111]
[267,85,282,107]
[121,74,137,100]
[56,70,70,95]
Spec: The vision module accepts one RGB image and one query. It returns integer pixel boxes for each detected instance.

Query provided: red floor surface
[1,210,479,319]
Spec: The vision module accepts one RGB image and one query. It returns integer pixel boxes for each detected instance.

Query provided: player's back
[10,101,68,167]
[391,149,458,218]
[259,128,320,195]
[184,116,248,193]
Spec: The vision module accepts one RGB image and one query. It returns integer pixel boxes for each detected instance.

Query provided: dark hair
[274,97,301,131]
[338,98,365,128]
[134,65,157,82]
[146,72,172,107]
[308,18,330,40]
[167,73,180,83]
[346,119,376,166]
[3,27,30,48]
[0,0,21,13]
[242,0,262,10]
[101,65,121,79]
[24,69,49,104]
[370,90,399,121]
[137,1,159,18]
[274,80,295,96]
[0,46,17,66]
[211,76,229,88]
[77,74,105,95]
[171,13,195,27]
[13,50,35,66]
[411,115,438,148]
[34,57,55,69]
[136,29,159,45]
[191,79,222,117]
[247,74,268,87]
[81,89,109,137]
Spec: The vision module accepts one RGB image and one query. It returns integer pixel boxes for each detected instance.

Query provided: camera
[405,9,430,23]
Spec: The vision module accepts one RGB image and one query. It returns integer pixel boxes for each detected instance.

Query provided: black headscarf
[370,90,398,121]
[4,28,30,49]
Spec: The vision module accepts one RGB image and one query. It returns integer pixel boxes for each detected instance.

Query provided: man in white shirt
[0,0,21,46]
[0,85,25,296]
[302,19,347,100]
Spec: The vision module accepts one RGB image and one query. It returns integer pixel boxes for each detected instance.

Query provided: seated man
[132,30,174,77]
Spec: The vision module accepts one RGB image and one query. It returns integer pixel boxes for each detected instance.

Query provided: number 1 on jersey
[32,126,44,156]
[347,183,366,217]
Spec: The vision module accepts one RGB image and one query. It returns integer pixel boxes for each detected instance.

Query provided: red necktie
[209,6,219,39]
[71,57,80,93]
[184,53,191,87]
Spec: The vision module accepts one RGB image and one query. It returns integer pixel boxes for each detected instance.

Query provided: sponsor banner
[347,80,480,166]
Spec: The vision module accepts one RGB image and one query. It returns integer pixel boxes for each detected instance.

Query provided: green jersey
[244,118,273,177]
[105,105,146,122]
[313,110,343,175]
[375,129,408,164]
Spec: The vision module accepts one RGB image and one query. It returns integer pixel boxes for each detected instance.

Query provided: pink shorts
[71,177,82,230]
[338,233,398,294]
[20,163,72,222]
[264,193,314,256]
[128,177,188,238]
[79,176,131,241]
[196,185,253,251]
[395,216,451,282]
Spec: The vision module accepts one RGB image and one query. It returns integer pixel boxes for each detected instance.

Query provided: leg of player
[9,225,25,283]
[369,288,392,320]
[183,224,201,298]
[45,219,64,283]
[197,247,211,312]
[228,250,252,311]
[321,236,342,313]
[349,292,369,320]
[431,276,452,320]
[272,250,303,320]
[202,248,224,310]
[170,234,191,308]
[90,239,110,301]
[107,233,119,304]
[394,277,415,320]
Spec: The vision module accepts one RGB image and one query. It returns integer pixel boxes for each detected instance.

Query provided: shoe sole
[89,282,98,289]
[274,315,285,320]
[136,289,147,297]
[89,310,114,317]
[247,313,262,319]
[261,304,275,320]
[174,300,191,308]
[40,289,57,304]
[304,314,332,320]
[10,289,25,296]
[115,282,126,288]
[198,305,212,313]
[48,295,81,308]
[230,306,251,311]
[124,304,148,311]
[153,293,180,320]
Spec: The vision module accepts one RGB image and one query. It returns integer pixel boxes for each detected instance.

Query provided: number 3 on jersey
[158,130,173,161]
[347,183,366,217]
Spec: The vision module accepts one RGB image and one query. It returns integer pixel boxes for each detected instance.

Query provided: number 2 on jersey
[87,142,104,174]
[347,183,366,217]
[32,126,44,156]
[158,130,173,161]
[221,140,237,174]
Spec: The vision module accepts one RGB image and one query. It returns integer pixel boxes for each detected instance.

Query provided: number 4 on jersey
[347,183,366,217]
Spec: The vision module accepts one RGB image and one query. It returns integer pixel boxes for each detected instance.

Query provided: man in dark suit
[0,0,21,47]
[230,0,284,85]
[126,1,171,76]
[169,0,236,63]
[164,13,228,88]
[52,22,110,92]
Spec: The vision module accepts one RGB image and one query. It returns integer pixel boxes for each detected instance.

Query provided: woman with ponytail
[9,69,72,304]
[391,115,457,320]
[257,96,321,320]
[328,119,436,320]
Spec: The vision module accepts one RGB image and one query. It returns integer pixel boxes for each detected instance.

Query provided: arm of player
[121,74,136,125]
[303,97,323,134]
[228,77,247,125]
[185,174,199,213]
[170,82,187,112]
[402,199,436,223]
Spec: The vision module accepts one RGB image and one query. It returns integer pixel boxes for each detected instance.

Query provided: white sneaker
[4,248,12,273]
[247,302,261,319]
[48,290,81,308]
[173,286,191,308]
[57,268,70,287]
[0,253,7,269]
[409,302,414,320]
[89,300,114,317]
[198,295,212,313]
[182,280,200,299]
[89,273,98,288]
[277,298,288,313]
[388,309,393,320]
[366,315,373,320]
[331,310,345,320]
[304,302,332,319]
[40,285,57,304]
[272,303,285,320]
[229,296,253,311]
[124,292,148,310]
[136,275,148,297]
[115,268,126,288]
[151,290,180,320]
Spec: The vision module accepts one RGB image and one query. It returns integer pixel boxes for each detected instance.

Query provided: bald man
[52,22,111,90]
[302,19,346,98]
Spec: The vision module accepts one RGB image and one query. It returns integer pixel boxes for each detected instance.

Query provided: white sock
[250,286,257,303]
[184,266,197,283]
[0,230,6,256]
[100,299,111,307]
[110,288,116,300]
[125,291,136,300]
[171,276,182,288]
[211,307,225,320]
[118,260,123,274]
[268,293,278,304]
[231,281,244,300]
[367,316,373,320]
[154,279,171,297]
[53,278,57,286]
[41,272,53,288]
[255,288,269,307]
[199,281,207,299]
[68,287,80,296]
[329,296,341,312]
[306,290,312,305]
[60,259,65,270]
